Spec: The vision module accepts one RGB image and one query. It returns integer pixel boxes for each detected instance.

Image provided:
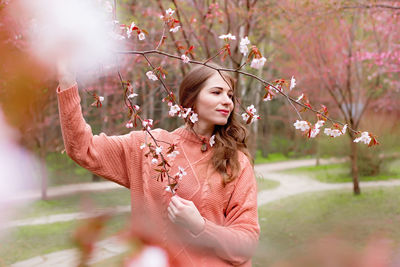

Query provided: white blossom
[125,122,133,128]
[296,93,304,102]
[324,128,342,137]
[342,124,348,135]
[169,105,180,117]
[142,119,153,130]
[151,158,158,164]
[290,76,296,91]
[182,108,192,118]
[247,104,257,114]
[209,135,216,147]
[353,132,371,144]
[178,166,187,176]
[315,120,325,129]
[250,57,267,69]
[241,113,250,122]
[165,8,175,17]
[293,120,310,132]
[146,71,158,81]
[181,54,190,63]
[140,143,146,150]
[239,36,250,55]
[309,127,320,138]
[99,96,105,102]
[138,32,145,40]
[190,113,198,124]
[169,26,180,33]
[167,150,180,158]
[155,146,163,155]
[218,33,236,40]
[133,105,140,111]
[126,21,135,38]
[128,93,138,99]
[165,185,173,193]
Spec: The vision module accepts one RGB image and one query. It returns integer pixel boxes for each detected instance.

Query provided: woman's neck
[185,122,214,138]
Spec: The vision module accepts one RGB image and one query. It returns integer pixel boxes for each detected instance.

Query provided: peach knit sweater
[57,84,260,266]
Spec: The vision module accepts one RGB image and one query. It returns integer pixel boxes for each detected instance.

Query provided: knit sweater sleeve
[57,84,142,188]
[193,157,260,265]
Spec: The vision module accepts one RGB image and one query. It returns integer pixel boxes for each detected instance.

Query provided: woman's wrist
[189,217,205,235]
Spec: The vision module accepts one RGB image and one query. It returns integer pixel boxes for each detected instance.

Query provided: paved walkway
[10,158,400,266]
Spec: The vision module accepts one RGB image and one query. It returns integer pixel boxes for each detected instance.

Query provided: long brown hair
[178,64,252,185]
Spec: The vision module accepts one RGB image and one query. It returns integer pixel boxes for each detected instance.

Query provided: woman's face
[193,73,234,130]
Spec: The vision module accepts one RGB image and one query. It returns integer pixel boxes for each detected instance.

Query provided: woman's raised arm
[56,60,144,188]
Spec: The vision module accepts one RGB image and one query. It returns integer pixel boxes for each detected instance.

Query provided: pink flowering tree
[272,0,399,194]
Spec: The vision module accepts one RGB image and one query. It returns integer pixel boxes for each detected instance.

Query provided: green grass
[254,151,289,165]
[0,214,129,265]
[283,159,400,183]
[15,189,130,219]
[253,187,400,266]
[257,177,280,191]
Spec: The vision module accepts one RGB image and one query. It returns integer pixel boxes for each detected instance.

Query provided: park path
[10,158,400,267]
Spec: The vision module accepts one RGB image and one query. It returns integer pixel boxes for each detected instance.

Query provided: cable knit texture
[57,84,260,266]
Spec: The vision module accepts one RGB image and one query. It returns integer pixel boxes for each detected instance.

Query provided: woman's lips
[217,110,229,116]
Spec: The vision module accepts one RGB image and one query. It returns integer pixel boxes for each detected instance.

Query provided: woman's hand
[56,57,77,91]
[168,195,205,235]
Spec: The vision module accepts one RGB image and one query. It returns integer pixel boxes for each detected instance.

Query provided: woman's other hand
[168,195,205,235]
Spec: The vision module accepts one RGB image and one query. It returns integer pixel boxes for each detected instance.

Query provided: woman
[57,62,259,266]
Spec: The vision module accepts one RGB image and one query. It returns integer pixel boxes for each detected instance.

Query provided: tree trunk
[39,147,48,200]
[349,134,361,195]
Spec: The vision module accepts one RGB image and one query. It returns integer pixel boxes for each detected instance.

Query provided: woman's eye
[212,91,220,94]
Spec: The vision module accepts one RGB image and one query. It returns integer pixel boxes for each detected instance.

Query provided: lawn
[282,159,400,183]
[15,189,131,220]
[253,186,400,266]
[0,214,129,265]
[256,177,280,191]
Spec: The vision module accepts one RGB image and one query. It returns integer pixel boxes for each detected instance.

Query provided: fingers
[172,195,192,206]
[167,206,176,222]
